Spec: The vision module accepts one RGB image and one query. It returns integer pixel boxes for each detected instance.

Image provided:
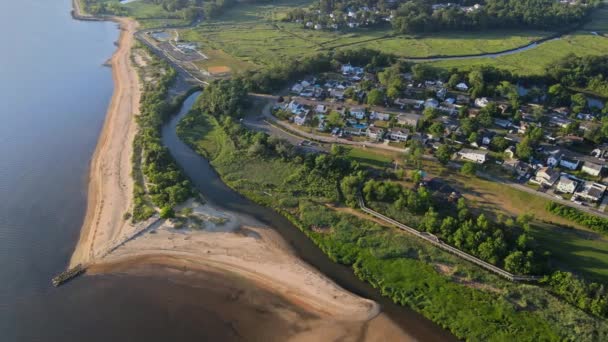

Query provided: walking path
[357,196,540,282]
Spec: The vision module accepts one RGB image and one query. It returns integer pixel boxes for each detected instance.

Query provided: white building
[370,111,390,121]
[559,157,580,171]
[474,97,490,108]
[575,182,606,202]
[456,82,469,91]
[349,107,366,120]
[387,128,409,142]
[458,149,488,164]
[582,161,604,177]
[366,126,384,141]
[556,176,578,194]
[533,167,559,187]
[397,113,421,128]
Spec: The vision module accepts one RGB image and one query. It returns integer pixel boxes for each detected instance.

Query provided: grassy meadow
[175,106,608,341]
[176,0,552,67]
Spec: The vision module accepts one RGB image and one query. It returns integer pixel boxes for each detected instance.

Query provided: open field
[427,8,608,75]
[176,0,552,67]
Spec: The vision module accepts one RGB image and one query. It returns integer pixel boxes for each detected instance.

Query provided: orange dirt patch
[208,65,231,75]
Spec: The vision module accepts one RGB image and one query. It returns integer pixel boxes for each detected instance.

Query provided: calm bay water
[0,1,253,341]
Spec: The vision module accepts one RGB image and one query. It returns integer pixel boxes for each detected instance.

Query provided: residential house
[494,118,511,129]
[582,161,605,177]
[534,167,559,186]
[330,89,345,100]
[350,107,366,120]
[397,113,421,128]
[458,149,488,164]
[549,115,572,128]
[474,97,489,108]
[456,82,469,91]
[294,111,309,126]
[575,182,606,202]
[425,98,439,109]
[387,128,409,141]
[291,83,304,94]
[287,100,304,114]
[556,176,578,194]
[366,126,384,141]
[370,111,390,121]
[343,126,364,136]
[559,156,580,171]
[456,94,470,104]
[503,159,532,177]
[315,104,327,114]
[546,149,562,167]
[436,88,447,100]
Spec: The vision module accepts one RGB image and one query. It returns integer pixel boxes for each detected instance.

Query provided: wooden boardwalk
[358,196,540,282]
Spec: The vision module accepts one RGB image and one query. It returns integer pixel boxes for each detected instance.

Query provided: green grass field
[176,0,553,67]
[427,8,608,75]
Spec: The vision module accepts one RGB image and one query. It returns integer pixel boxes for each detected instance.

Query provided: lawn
[346,147,394,169]
[531,222,608,283]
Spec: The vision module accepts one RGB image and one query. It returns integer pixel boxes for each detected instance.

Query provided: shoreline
[66,3,409,336]
[70,7,141,267]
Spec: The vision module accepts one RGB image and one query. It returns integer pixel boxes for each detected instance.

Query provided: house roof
[459,148,488,156]
[583,161,604,171]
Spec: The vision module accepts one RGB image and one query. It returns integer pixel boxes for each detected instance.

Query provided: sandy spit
[69,16,141,267]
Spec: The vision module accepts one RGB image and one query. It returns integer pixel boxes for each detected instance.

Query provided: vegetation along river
[162,92,457,341]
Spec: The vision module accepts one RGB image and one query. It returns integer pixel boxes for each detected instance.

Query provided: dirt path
[70,17,141,267]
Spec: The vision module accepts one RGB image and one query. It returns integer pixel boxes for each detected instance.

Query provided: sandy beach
[68,3,414,340]
[69,14,140,267]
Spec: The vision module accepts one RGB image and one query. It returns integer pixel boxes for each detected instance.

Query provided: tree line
[131,49,193,221]
[392,0,596,34]
[546,202,608,234]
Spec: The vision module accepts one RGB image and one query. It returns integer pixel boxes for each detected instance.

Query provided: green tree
[461,162,477,175]
[435,144,452,165]
[367,89,384,105]
[160,206,175,219]
[516,137,533,160]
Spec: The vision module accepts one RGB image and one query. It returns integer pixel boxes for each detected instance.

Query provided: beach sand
[69,5,414,340]
[70,16,140,267]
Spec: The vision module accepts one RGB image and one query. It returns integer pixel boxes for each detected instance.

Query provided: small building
[397,113,422,128]
[559,156,581,171]
[474,97,489,108]
[294,111,309,126]
[424,98,439,109]
[456,82,469,91]
[494,118,511,129]
[556,176,578,194]
[458,149,488,164]
[582,161,605,177]
[387,128,410,142]
[534,167,559,186]
[349,107,366,120]
[370,111,390,121]
[504,159,532,177]
[366,126,384,141]
[343,127,364,136]
[315,104,328,114]
[575,182,606,202]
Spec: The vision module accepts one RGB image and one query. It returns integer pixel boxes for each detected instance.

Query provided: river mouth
[161,92,457,341]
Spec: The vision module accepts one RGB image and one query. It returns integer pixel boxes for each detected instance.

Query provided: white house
[291,83,304,94]
[556,176,578,194]
[559,156,581,170]
[397,113,421,128]
[315,104,327,114]
[458,149,488,164]
[366,126,384,141]
[424,98,439,109]
[534,167,559,186]
[287,100,304,114]
[582,161,604,177]
[294,111,309,126]
[474,97,490,108]
[370,111,390,121]
[456,82,469,91]
[350,107,366,120]
[546,150,562,167]
[387,128,409,142]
